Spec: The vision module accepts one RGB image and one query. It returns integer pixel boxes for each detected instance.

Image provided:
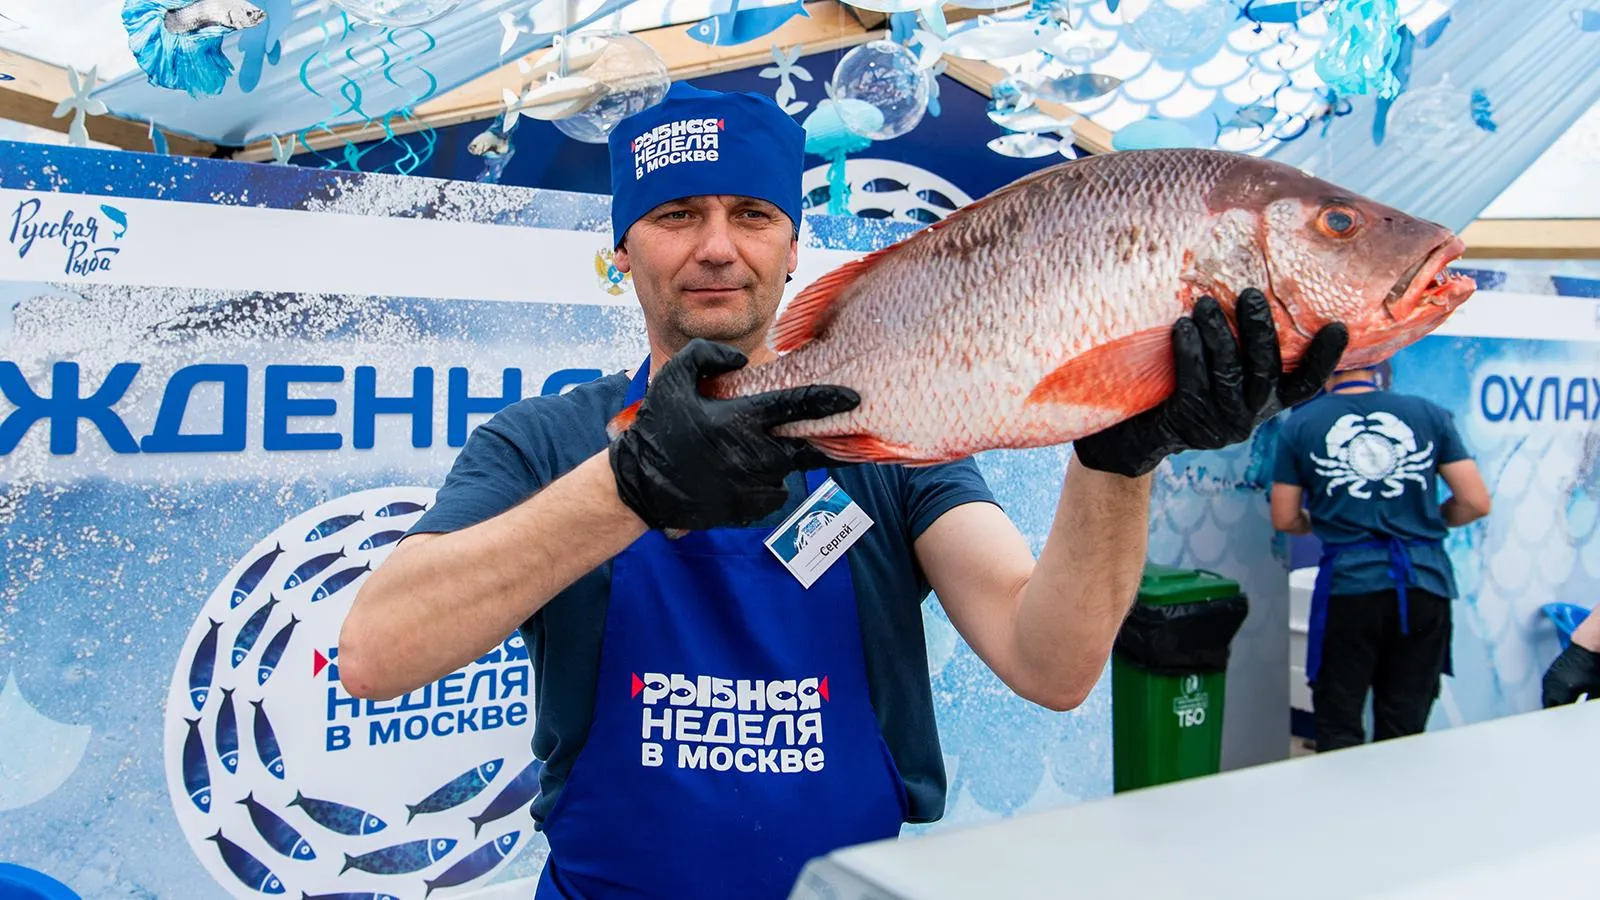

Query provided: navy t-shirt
[406,370,998,828]
[1272,390,1472,598]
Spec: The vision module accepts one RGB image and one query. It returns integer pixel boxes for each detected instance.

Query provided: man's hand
[1074,289,1349,479]
[609,338,860,531]
[1543,642,1600,708]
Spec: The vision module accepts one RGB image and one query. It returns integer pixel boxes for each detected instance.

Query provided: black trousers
[1311,587,1451,752]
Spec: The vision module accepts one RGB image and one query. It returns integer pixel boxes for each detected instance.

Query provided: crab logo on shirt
[1310,412,1435,500]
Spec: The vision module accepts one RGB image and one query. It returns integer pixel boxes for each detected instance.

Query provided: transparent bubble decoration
[1119,0,1234,61]
[829,40,930,141]
[551,31,672,145]
[1383,73,1484,162]
[329,0,462,27]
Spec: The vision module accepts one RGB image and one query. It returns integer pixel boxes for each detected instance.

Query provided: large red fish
[619,149,1477,466]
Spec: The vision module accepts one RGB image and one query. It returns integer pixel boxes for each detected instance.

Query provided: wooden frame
[1459,219,1600,260]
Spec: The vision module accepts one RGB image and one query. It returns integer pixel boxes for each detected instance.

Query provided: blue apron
[534,359,908,900]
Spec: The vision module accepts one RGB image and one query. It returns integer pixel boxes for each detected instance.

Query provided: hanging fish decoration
[988,132,1061,158]
[123,0,268,98]
[1021,73,1122,104]
[688,0,811,47]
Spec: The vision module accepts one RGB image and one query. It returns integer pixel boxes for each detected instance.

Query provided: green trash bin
[1112,564,1249,793]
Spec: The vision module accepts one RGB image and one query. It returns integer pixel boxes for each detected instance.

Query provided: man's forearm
[340,450,647,699]
[1009,454,1153,708]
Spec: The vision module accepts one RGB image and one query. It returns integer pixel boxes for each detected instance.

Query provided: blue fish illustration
[183,716,211,813]
[231,543,284,607]
[239,792,316,861]
[233,594,279,668]
[251,699,285,780]
[358,530,405,551]
[802,184,831,209]
[257,614,300,686]
[123,0,266,98]
[862,178,909,193]
[1031,72,1121,103]
[216,687,240,774]
[425,832,520,896]
[288,791,388,836]
[469,758,543,836]
[189,617,222,710]
[306,512,363,542]
[1239,0,1325,25]
[856,208,894,219]
[687,0,809,47]
[340,837,457,875]
[311,562,372,603]
[99,205,129,240]
[375,501,428,518]
[0,74,14,82]
[285,549,345,590]
[303,894,400,900]
[207,830,285,895]
[915,188,958,210]
[407,758,503,823]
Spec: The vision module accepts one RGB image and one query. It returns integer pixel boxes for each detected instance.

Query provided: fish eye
[1317,205,1360,238]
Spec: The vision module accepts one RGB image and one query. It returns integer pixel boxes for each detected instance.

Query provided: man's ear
[614,238,631,273]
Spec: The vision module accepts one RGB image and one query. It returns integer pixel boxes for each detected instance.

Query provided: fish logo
[215,688,239,774]
[375,500,428,518]
[207,830,285,895]
[285,549,344,590]
[256,614,299,686]
[182,717,211,813]
[468,759,542,836]
[239,792,316,861]
[594,248,631,296]
[306,512,363,542]
[230,543,284,608]
[310,562,371,603]
[407,759,503,823]
[357,530,404,551]
[251,699,285,780]
[425,832,521,896]
[340,837,457,875]
[288,791,387,836]
[231,594,278,668]
[98,205,128,240]
[188,618,222,710]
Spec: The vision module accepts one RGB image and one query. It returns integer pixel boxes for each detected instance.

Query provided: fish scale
[666,149,1476,466]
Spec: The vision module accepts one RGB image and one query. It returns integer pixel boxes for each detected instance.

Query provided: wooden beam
[0,48,218,157]
[1459,218,1600,259]
[939,56,1113,154]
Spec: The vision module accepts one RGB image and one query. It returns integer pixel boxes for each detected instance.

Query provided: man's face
[613,194,798,354]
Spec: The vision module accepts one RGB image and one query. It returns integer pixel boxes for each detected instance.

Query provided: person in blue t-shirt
[1272,365,1490,752]
[338,83,1348,900]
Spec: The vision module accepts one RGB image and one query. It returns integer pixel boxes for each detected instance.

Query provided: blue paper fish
[408,759,504,823]
[232,594,279,668]
[239,792,316,861]
[358,530,405,551]
[231,543,283,608]
[340,838,457,876]
[285,549,345,590]
[99,205,128,239]
[257,614,299,686]
[1240,0,1325,25]
[251,699,285,780]
[123,0,267,98]
[307,513,363,542]
[216,688,240,774]
[425,832,520,897]
[311,562,372,603]
[862,178,909,193]
[182,717,211,813]
[688,0,809,47]
[376,501,428,518]
[470,759,543,836]
[288,791,388,836]
[235,0,289,93]
[207,830,285,895]
[188,618,221,710]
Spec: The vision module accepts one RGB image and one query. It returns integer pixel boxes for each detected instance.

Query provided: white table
[791,701,1600,899]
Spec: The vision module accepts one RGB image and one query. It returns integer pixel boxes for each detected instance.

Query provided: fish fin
[804,434,940,466]
[1025,327,1176,413]
[606,399,641,439]
[406,803,419,823]
[470,813,485,837]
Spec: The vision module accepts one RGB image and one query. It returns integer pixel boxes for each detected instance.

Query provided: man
[340,82,1347,899]
[1543,610,1600,707]
[1271,365,1490,752]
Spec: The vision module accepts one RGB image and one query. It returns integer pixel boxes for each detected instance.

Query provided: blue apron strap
[624,356,649,405]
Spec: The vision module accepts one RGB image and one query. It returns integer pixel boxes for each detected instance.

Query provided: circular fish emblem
[163,487,544,898]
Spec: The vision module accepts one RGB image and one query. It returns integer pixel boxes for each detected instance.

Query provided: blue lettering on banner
[0,363,606,455]
[1478,373,1600,423]
[8,197,125,275]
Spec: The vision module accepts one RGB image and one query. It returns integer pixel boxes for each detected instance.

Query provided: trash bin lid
[1137,563,1241,606]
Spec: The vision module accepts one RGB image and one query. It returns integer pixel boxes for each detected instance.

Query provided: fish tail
[288,790,303,808]
[606,400,642,439]
[340,853,356,875]
[406,803,420,824]
[470,813,485,837]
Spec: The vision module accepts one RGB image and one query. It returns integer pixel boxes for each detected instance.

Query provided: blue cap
[608,81,806,246]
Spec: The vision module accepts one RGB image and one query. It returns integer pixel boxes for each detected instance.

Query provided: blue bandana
[607,81,806,246]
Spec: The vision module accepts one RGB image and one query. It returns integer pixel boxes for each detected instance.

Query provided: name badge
[765,477,874,588]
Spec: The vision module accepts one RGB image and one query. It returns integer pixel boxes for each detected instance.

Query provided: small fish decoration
[340,838,458,876]
[1219,102,1277,131]
[239,792,316,861]
[988,107,1078,134]
[288,791,388,836]
[162,0,267,34]
[232,594,279,668]
[988,133,1061,158]
[231,543,283,607]
[862,178,910,193]
[216,688,240,774]
[285,549,345,590]
[306,512,363,542]
[914,20,1053,62]
[377,501,429,518]
[312,562,372,603]
[207,830,285,895]
[688,0,810,47]
[1239,0,1326,27]
[856,208,895,219]
[903,207,943,224]
[251,699,285,780]
[98,205,128,239]
[1026,73,1122,104]
[916,189,958,210]
[257,614,299,686]
[182,717,211,813]
[802,184,832,209]
[358,530,406,551]
[469,759,543,836]
[408,759,504,822]
[1471,88,1497,132]
[188,618,222,710]
[424,832,521,897]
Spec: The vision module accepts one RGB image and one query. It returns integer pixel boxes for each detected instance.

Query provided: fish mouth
[1384,234,1474,316]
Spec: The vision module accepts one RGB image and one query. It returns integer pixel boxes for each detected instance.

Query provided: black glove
[1542,641,1600,708]
[609,338,860,531]
[1074,290,1350,479]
